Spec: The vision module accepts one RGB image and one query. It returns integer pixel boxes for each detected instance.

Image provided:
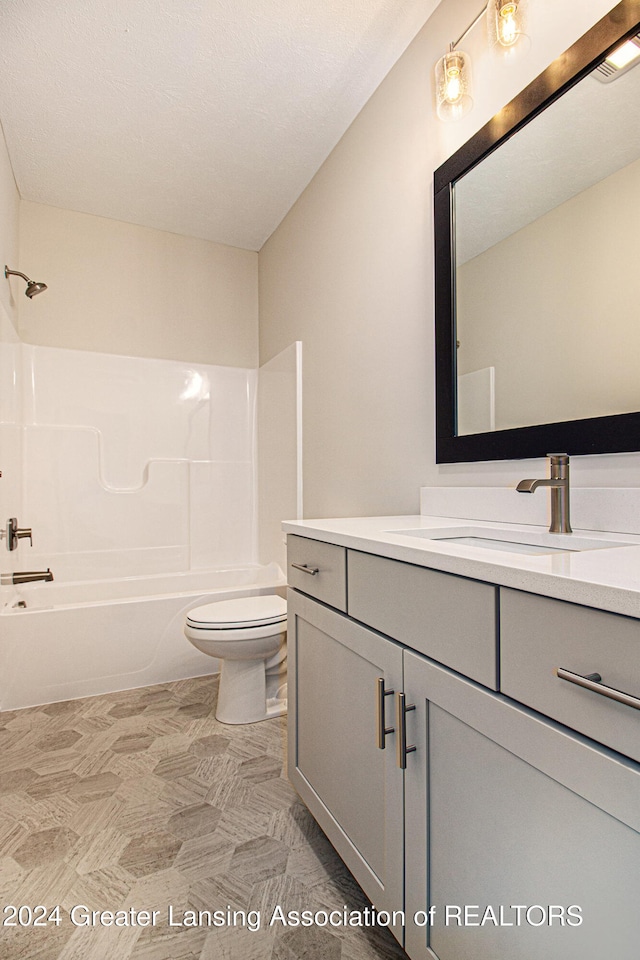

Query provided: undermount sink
[386,526,634,556]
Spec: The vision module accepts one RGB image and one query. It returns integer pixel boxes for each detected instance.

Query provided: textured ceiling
[0,0,442,250]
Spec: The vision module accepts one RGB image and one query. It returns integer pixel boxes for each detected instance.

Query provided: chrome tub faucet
[516,453,572,534]
[1,569,54,585]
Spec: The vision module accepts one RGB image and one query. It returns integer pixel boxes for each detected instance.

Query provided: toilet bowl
[184,594,287,724]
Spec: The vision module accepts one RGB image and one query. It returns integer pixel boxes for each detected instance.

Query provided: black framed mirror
[435,0,640,463]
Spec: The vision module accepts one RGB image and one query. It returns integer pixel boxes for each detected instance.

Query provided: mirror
[434,0,640,463]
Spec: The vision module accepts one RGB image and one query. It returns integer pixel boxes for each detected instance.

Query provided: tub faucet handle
[1,518,33,551]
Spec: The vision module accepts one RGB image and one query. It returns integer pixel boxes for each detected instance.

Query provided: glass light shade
[487,0,530,59]
[435,50,473,121]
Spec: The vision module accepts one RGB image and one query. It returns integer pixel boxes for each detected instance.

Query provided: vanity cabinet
[286,535,640,960]
[287,588,405,939]
[403,652,640,960]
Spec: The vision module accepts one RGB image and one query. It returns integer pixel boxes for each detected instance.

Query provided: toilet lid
[186,595,287,630]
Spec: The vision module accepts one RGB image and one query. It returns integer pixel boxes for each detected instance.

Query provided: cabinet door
[403,651,640,960]
[287,589,404,939]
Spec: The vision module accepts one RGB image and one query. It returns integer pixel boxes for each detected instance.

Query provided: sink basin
[386,526,633,556]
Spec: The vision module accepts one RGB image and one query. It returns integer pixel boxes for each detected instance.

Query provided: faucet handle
[546,453,570,482]
[2,518,33,550]
[15,527,33,547]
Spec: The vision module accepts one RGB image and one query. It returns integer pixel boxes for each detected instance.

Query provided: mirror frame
[434,0,640,463]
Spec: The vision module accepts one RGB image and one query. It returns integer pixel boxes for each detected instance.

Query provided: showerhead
[5,265,48,298]
[25,280,47,298]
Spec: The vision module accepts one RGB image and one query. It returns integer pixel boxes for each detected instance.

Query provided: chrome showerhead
[5,266,48,298]
[25,280,47,298]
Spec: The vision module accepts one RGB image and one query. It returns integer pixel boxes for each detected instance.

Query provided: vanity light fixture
[435,1,531,121]
[435,46,474,121]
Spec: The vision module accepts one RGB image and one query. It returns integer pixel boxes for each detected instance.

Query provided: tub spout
[1,569,54,585]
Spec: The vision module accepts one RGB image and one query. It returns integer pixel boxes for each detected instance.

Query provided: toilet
[184,594,287,724]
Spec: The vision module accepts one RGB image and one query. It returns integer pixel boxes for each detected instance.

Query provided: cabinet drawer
[501,589,640,763]
[347,550,498,689]
[287,535,347,611]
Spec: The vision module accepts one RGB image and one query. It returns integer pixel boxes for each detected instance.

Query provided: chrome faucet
[516,453,572,534]
[1,569,53,585]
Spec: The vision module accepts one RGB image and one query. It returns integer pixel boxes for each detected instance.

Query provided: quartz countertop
[282,515,640,619]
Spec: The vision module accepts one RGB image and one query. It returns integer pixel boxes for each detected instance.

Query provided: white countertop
[282,515,640,619]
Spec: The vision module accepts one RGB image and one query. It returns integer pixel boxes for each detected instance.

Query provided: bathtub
[0,563,286,711]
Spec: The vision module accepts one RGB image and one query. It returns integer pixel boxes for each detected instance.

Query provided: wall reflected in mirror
[454,40,640,436]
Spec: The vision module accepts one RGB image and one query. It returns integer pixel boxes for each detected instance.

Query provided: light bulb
[498,3,518,47]
[444,55,463,103]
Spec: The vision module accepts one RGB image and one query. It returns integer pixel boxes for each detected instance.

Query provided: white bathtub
[0,563,286,711]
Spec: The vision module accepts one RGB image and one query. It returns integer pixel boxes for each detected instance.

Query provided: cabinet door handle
[395,692,416,769]
[291,562,319,576]
[556,667,640,711]
[375,677,395,749]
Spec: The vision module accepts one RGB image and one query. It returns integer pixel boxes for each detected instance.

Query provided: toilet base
[215,657,287,725]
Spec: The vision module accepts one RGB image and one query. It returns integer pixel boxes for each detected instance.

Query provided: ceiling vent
[592,34,640,83]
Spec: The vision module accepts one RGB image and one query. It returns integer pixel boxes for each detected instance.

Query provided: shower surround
[0,340,294,710]
[21,344,259,579]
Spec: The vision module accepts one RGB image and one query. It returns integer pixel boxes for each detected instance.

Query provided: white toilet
[184,594,287,724]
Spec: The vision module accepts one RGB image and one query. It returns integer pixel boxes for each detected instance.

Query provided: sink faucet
[516,453,572,534]
[1,569,54,585]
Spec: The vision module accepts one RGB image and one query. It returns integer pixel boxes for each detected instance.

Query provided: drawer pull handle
[556,667,640,711]
[375,677,395,749]
[396,692,416,769]
[291,562,319,576]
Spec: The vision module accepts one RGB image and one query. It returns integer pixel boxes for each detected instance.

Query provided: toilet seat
[183,593,287,725]
[186,595,287,631]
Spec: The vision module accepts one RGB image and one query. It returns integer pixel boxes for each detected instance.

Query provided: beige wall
[259,0,634,518]
[0,124,19,326]
[0,123,21,537]
[458,156,640,431]
[18,201,258,367]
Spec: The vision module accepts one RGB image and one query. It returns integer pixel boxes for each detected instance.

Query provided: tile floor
[0,675,408,960]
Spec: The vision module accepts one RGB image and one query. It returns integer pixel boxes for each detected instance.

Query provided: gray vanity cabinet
[286,535,640,960]
[287,588,405,938]
[403,651,640,960]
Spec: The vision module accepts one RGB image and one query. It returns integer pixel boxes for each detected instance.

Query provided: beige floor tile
[200,923,276,960]
[173,832,235,882]
[11,859,78,909]
[65,795,125,838]
[12,826,79,870]
[118,830,182,879]
[65,827,132,875]
[0,921,76,960]
[67,864,134,908]
[0,855,27,901]
[0,676,408,960]
[122,866,190,911]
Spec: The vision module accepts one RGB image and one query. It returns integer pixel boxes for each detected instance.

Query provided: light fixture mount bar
[451,3,489,50]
